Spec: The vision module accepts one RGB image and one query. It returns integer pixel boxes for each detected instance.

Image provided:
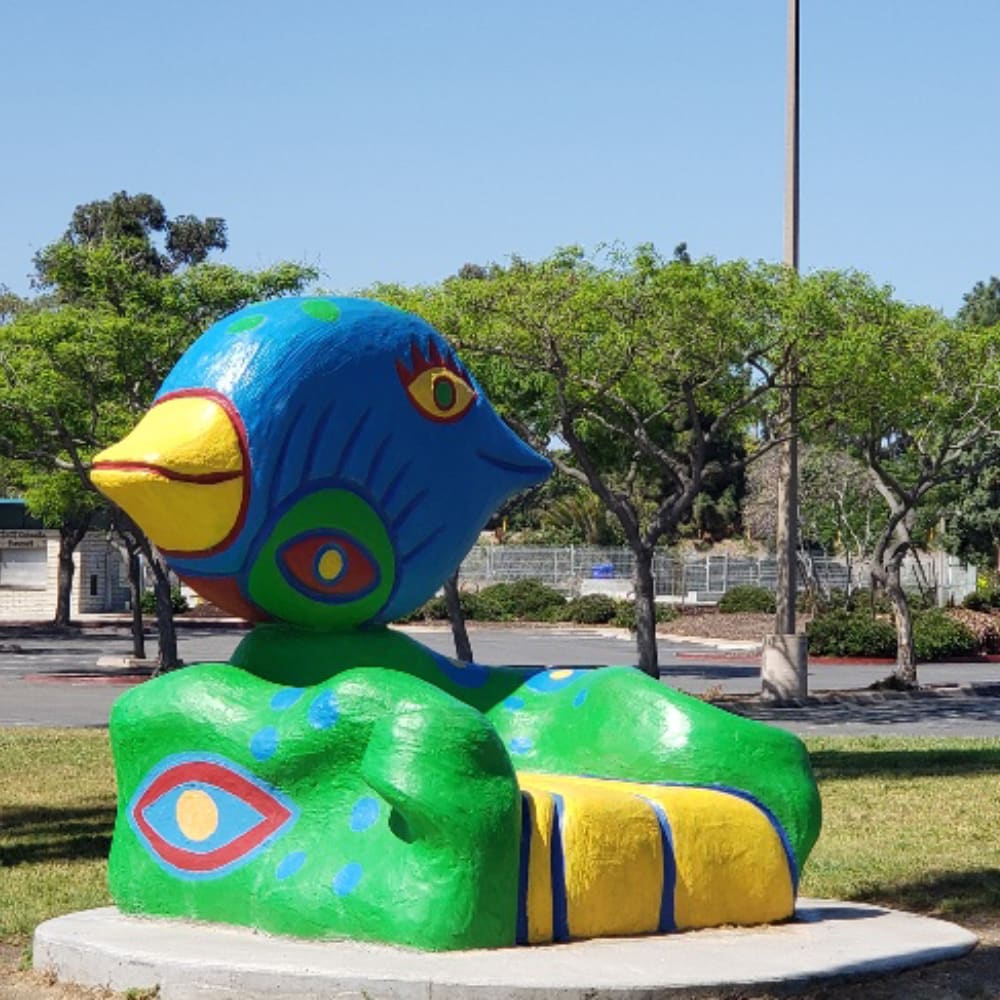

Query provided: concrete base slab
[34,900,977,1000]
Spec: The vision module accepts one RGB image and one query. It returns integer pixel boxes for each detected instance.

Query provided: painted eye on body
[277,530,381,602]
[396,339,477,423]
[128,755,297,879]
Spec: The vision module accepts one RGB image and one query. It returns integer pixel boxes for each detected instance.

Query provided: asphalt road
[4,622,1000,736]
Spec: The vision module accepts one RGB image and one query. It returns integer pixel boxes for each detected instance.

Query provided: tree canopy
[958,276,1000,329]
[0,191,317,659]
[33,191,228,294]
[373,246,814,675]
[806,279,1000,682]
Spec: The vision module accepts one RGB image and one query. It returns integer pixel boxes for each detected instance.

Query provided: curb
[712,682,1000,709]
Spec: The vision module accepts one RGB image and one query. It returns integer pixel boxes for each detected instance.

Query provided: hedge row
[806,608,977,660]
[719,584,939,617]
[396,579,678,629]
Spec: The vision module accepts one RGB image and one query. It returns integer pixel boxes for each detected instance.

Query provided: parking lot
[5,622,1000,736]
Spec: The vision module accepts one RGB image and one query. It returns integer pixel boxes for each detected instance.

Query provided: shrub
[806,610,896,658]
[963,588,1000,612]
[396,590,482,623]
[797,588,859,614]
[904,589,935,613]
[718,585,776,614]
[657,603,680,625]
[139,588,189,615]
[475,579,566,621]
[610,601,678,631]
[561,594,619,625]
[808,607,979,661]
[913,610,977,661]
[826,588,892,614]
[962,591,992,612]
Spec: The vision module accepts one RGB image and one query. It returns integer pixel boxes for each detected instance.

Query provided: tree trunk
[633,547,659,679]
[112,513,176,669]
[443,571,474,662]
[54,541,75,627]
[53,520,91,628]
[54,534,77,627]
[885,561,917,687]
[147,551,179,673]
[126,548,146,660]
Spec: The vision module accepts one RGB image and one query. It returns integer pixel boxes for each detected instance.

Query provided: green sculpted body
[109,653,522,949]
[108,627,821,948]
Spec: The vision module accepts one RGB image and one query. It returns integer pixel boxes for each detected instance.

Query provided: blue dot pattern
[509,737,533,755]
[250,726,279,761]
[503,696,525,711]
[350,797,380,832]
[308,690,339,730]
[332,861,364,896]
[573,689,589,707]
[276,851,307,880]
[270,687,304,711]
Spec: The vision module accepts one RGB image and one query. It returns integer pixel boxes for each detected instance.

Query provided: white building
[0,500,130,621]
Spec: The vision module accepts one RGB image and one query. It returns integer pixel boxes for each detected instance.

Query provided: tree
[745,444,883,598]
[0,286,28,324]
[34,190,227,291]
[0,193,317,669]
[934,436,1000,573]
[935,279,1000,571]
[442,570,474,662]
[375,247,803,678]
[958,276,1000,329]
[808,277,1000,685]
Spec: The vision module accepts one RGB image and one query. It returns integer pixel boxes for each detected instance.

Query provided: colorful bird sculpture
[91,297,821,951]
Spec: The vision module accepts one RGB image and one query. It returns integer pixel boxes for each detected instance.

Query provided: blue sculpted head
[91,297,551,627]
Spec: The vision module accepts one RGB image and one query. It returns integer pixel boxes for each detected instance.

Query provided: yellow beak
[90,393,248,555]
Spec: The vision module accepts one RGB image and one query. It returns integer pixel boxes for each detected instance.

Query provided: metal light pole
[783,0,800,274]
[762,0,808,700]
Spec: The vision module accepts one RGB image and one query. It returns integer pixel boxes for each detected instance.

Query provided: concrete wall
[75,533,131,614]
[0,530,130,621]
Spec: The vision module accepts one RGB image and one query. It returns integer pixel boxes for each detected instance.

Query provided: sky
[2,1,998,315]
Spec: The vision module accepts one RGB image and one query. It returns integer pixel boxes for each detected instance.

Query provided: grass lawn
[802,736,1000,918]
[3,730,1000,947]
[0,729,115,944]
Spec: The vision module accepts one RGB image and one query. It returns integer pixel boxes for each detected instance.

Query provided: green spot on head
[228,314,266,334]
[301,299,341,323]
[247,488,395,630]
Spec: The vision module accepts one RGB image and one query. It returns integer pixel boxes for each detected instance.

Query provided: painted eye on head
[396,338,477,423]
[277,530,381,602]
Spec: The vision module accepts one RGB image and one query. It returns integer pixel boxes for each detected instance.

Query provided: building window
[0,548,47,590]
[90,574,99,596]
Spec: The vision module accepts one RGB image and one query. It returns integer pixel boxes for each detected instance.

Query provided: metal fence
[457,545,978,607]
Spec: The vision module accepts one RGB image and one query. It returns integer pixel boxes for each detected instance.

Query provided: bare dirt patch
[660,610,779,644]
